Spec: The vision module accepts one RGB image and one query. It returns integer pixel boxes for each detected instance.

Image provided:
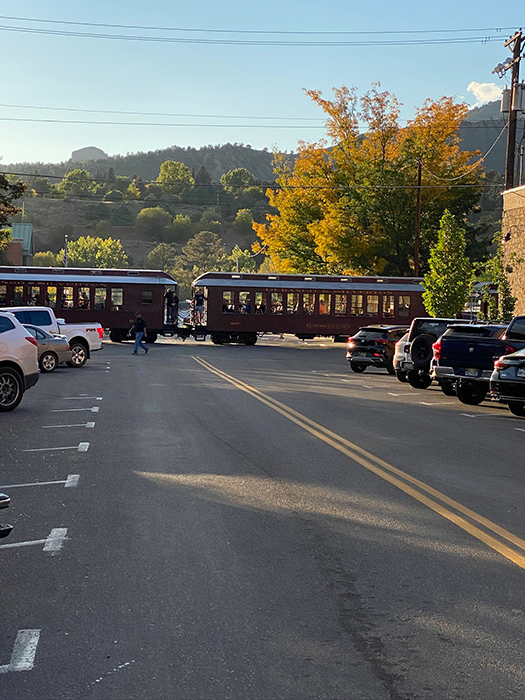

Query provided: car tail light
[504,343,515,355]
[347,341,355,349]
[25,336,37,347]
[432,338,441,361]
[404,344,410,354]
[97,328,104,340]
[495,356,512,370]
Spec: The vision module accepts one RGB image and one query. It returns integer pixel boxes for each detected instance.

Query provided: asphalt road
[1,335,525,700]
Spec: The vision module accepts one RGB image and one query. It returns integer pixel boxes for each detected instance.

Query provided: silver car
[23,324,72,373]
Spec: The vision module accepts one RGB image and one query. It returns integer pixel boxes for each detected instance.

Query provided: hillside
[5,143,277,184]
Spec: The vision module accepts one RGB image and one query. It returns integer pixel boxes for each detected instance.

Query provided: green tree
[220,168,254,194]
[194,164,213,186]
[233,209,255,237]
[56,169,96,197]
[103,189,124,202]
[135,206,172,239]
[175,230,226,272]
[165,213,193,243]
[145,243,177,271]
[0,174,26,259]
[57,236,128,268]
[422,211,473,317]
[48,224,74,253]
[110,205,134,226]
[33,251,59,266]
[478,232,519,322]
[157,161,194,195]
[95,220,111,238]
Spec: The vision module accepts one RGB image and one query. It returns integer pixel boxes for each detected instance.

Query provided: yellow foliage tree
[254,84,483,276]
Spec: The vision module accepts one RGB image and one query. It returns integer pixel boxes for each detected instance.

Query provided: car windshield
[445,325,506,338]
[415,321,454,337]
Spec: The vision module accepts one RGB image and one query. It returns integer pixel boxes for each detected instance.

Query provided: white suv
[0,311,39,411]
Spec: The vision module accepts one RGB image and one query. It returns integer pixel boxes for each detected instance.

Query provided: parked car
[430,324,508,403]
[393,331,410,382]
[1,306,103,368]
[0,310,39,411]
[0,493,13,539]
[490,348,525,416]
[23,324,72,373]
[400,317,470,389]
[346,325,408,374]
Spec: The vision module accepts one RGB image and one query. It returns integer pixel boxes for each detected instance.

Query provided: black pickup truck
[430,316,525,404]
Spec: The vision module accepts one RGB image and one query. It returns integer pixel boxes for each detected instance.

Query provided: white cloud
[467,81,502,108]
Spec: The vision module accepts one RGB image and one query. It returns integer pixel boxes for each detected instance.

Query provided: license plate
[358,352,368,357]
[517,368,525,378]
[465,368,478,377]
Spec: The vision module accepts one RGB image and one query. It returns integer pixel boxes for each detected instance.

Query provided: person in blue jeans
[130,312,149,354]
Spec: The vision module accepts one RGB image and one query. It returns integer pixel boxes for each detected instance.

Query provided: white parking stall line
[43,528,68,554]
[461,413,477,418]
[22,443,90,453]
[51,406,99,413]
[0,474,80,489]
[0,630,41,674]
[515,427,525,433]
[42,422,95,429]
[0,528,68,553]
[62,396,103,401]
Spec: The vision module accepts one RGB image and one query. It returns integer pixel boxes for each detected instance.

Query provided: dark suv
[346,325,409,374]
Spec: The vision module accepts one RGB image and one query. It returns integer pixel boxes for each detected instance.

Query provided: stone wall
[502,185,525,314]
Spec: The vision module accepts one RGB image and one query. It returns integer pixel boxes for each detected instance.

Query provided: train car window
[78,287,90,309]
[46,286,57,308]
[270,292,283,314]
[398,295,410,317]
[286,292,299,314]
[29,285,41,305]
[60,287,74,309]
[141,290,153,305]
[13,285,24,305]
[238,291,251,313]
[0,284,7,305]
[94,287,106,310]
[222,291,235,313]
[334,293,347,316]
[367,294,379,316]
[302,292,315,315]
[111,288,123,310]
[318,292,331,315]
[255,292,267,314]
[350,294,364,316]
[383,295,395,317]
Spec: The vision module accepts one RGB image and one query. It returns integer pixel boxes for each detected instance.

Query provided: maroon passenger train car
[192,271,427,345]
[0,266,178,343]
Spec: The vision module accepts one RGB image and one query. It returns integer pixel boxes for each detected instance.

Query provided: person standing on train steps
[164,288,175,324]
[130,312,149,355]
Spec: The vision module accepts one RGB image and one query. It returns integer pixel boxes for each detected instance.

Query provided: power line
[0,23,508,46]
[0,16,515,36]
[0,102,324,122]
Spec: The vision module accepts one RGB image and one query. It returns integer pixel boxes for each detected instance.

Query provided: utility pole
[64,234,68,268]
[414,159,422,277]
[505,30,523,189]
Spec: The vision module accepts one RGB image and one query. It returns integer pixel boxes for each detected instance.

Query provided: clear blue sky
[0,0,521,165]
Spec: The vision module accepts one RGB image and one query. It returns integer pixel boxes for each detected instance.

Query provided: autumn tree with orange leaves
[254,85,485,276]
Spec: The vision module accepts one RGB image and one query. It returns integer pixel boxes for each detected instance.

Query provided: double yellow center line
[193,355,525,570]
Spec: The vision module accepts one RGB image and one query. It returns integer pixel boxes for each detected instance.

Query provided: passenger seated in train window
[78,291,89,309]
[241,299,251,313]
[255,302,266,313]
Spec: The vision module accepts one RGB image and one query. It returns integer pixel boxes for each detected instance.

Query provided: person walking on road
[130,312,149,355]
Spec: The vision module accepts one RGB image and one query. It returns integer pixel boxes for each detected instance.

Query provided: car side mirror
[57,318,66,325]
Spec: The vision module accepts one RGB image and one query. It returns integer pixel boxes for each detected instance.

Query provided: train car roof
[193,271,424,293]
[0,266,176,285]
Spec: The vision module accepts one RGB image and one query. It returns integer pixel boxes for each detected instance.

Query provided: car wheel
[408,370,432,389]
[508,401,525,417]
[66,342,88,368]
[0,368,24,412]
[386,358,396,375]
[440,381,456,397]
[39,351,58,373]
[350,361,366,373]
[395,370,408,383]
[456,382,487,406]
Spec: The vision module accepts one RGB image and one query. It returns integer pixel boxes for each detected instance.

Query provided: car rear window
[444,325,506,338]
[12,310,53,327]
[0,316,15,333]
[414,321,453,337]
[354,330,387,340]
[507,318,525,340]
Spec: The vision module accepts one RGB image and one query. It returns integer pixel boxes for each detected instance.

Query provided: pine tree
[423,210,472,317]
